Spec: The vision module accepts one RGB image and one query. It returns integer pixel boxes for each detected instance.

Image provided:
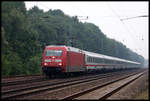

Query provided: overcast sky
[25,1,148,60]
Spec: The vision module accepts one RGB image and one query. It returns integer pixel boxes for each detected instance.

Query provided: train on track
[42,45,141,77]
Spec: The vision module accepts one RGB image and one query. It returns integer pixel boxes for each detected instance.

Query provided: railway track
[61,69,147,100]
[1,69,145,100]
[2,74,44,86]
[2,70,127,99]
[2,74,42,79]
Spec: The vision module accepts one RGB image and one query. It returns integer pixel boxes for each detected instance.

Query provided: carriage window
[88,57,103,63]
[45,50,62,56]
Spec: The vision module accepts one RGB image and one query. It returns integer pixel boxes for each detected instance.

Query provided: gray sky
[25,1,148,60]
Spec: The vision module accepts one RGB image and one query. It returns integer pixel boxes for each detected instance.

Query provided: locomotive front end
[42,46,66,77]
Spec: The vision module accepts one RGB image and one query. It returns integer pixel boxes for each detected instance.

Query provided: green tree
[1,2,145,76]
[26,54,42,74]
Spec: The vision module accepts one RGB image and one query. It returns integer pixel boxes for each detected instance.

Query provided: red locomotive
[42,45,86,77]
[42,45,140,77]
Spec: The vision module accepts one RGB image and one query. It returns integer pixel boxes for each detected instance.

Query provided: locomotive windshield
[45,50,63,56]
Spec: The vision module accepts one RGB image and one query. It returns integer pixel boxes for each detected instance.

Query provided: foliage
[1,1,145,76]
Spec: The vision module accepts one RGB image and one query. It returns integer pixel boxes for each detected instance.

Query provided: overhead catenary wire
[120,15,148,21]
[37,2,89,47]
[38,2,89,21]
[38,2,142,53]
[120,15,148,52]
[106,2,144,54]
[120,19,145,54]
[30,2,144,55]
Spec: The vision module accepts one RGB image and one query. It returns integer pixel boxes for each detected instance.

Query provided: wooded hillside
[1,2,145,76]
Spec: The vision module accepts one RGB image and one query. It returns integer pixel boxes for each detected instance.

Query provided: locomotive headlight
[44,63,48,66]
[58,63,62,66]
[55,59,62,62]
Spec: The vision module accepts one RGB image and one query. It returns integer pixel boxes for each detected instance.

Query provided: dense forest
[1,2,145,76]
